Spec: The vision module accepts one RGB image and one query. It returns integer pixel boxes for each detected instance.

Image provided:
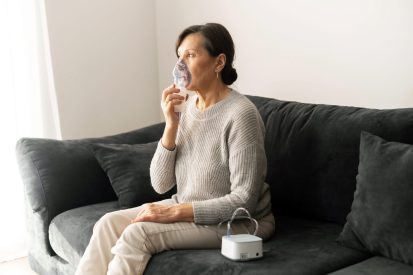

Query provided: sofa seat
[328,256,413,275]
[49,201,121,266]
[50,204,370,275]
[144,216,371,275]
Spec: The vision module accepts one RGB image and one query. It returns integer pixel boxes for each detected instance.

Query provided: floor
[0,257,37,275]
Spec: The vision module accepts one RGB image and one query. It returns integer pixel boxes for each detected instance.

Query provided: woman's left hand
[131,203,194,224]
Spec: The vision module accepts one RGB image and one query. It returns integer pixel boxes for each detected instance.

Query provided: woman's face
[177,33,219,92]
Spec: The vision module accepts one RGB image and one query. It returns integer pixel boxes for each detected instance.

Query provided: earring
[216,71,219,79]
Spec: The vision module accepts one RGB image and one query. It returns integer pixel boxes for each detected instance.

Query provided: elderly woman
[75,23,275,275]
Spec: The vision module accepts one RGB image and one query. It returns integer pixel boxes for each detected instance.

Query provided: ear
[215,53,226,73]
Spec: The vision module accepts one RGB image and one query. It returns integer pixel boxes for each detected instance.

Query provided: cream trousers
[75,199,275,275]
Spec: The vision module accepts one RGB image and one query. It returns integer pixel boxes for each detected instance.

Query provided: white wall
[45,0,413,139]
[45,0,160,139]
[156,0,413,109]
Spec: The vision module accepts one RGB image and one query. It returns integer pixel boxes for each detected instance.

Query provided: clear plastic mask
[172,58,191,112]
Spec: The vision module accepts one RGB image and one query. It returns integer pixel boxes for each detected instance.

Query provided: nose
[176,59,187,70]
[177,63,185,70]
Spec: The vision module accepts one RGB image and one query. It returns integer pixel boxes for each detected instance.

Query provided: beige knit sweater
[150,90,272,224]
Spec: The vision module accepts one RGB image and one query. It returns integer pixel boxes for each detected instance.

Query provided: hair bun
[222,67,237,85]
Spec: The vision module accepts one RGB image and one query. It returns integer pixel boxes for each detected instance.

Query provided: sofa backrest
[16,122,173,256]
[16,123,166,229]
[247,95,413,224]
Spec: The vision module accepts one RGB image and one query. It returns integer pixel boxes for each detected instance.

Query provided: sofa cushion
[145,216,370,275]
[16,122,165,257]
[49,201,121,265]
[338,132,413,265]
[328,257,413,275]
[90,142,175,208]
[246,96,413,224]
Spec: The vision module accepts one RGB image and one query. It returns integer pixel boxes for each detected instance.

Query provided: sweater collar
[187,89,237,120]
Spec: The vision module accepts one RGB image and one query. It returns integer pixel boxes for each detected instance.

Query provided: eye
[188,53,195,58]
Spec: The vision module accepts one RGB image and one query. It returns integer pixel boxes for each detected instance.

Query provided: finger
[164,98,181,109]
[165,94,185,103]
[137,209,145,217]
[165,100,184,114]
[131,213,147,223]
[162,84,180,102]
[131,213,156,223]
[161,84,174,102]
[131,217,142,223]
[130,208,146,223]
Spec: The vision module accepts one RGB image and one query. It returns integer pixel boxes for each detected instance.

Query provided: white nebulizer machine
[172,58,191,113]
[220,208,263,261]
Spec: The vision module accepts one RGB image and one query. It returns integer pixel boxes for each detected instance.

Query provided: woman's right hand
[160,84,184,150]
[161,84,185,128]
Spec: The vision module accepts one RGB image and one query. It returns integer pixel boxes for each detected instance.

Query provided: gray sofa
[16,95,413,274]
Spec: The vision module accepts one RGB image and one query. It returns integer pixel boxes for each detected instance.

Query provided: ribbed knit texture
[150,90,272,224]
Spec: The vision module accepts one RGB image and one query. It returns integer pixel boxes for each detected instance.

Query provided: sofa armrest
[16,122,165,255]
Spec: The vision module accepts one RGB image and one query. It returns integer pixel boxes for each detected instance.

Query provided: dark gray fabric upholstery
[145,216,370,275]
[25,203,77,275]
[338,132,413,265]
[16,123,164,256]
[247,96,413,224]
[328,257,413,275]
[49,201,121,266]
[89,142,175,208]
[16,95,413,275]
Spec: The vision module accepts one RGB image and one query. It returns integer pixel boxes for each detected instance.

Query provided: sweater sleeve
[192,107,267,224]
[149,140,177,194]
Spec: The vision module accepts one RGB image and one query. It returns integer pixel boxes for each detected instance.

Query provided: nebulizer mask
[172,58,191,112]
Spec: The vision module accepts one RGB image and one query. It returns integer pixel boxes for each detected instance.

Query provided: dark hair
[176,23,237,85]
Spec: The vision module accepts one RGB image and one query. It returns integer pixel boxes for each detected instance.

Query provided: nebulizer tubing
[218,207,259,237]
